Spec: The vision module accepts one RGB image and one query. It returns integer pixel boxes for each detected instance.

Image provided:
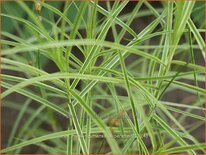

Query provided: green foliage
[1,1,205,154]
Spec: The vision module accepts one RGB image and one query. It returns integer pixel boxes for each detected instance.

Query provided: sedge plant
[1,0,205,154]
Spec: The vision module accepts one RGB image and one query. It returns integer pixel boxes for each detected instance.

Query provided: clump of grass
[1,1,205,154]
